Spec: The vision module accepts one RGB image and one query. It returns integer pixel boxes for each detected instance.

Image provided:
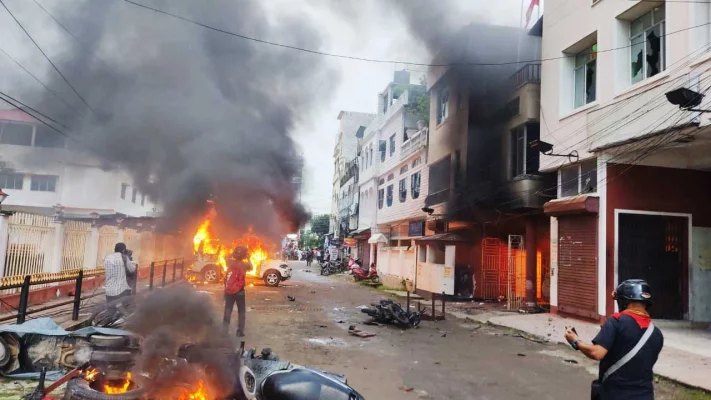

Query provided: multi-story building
[330,111,375,240]
[541,0,711,323]
[0,107,158,218]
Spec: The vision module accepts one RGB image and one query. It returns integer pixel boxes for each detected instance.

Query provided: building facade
[541,0,711,322]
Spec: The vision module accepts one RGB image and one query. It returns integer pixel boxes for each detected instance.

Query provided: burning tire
[64,377,146,400]
[263,270,281,287]
[202,265,221,283]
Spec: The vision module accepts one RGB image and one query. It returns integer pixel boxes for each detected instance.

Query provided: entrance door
[618,214,687,319]
[558,215,598,320]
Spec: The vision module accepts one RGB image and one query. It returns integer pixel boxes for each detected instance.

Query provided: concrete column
[48,221,65,273]
[525,217,537,306]
[85,227,100,270]
[0,214,10,278]
[369,243,375,267]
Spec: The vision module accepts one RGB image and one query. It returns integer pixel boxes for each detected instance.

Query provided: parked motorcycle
[361,299,421,328]
[320,260,344,276]
[352,261,379,284]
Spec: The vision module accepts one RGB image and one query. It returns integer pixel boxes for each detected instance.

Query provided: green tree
[310,214,330,238]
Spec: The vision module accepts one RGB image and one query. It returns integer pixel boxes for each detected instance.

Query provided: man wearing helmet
[564,279,664,399]
[223,245,250,337]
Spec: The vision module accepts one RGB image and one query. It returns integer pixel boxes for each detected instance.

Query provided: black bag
[590,380,601,400]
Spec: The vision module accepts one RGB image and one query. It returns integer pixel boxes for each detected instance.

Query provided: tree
[310,214,330,238]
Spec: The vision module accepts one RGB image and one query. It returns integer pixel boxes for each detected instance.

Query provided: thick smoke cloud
[27,0,337,238]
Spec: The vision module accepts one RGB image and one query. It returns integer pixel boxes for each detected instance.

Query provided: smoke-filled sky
[0,0,536,236]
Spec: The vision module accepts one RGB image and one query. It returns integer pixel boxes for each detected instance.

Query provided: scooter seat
[262,369,364,400]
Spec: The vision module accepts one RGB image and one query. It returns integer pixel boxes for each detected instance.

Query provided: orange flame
[179,380,209,400]
[103,373,132,394]
[84,368,99,381]
[248,248,267,276]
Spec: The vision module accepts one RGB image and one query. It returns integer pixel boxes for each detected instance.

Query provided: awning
[368,233,388,244]
[352,228,371,240]
[415,231,471,243]
[544,195,599,216]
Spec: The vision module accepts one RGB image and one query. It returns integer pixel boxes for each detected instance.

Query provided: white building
[356,70,429,287]
[0,108,158,218]
[541,1,711,322]
[330,111,375,239]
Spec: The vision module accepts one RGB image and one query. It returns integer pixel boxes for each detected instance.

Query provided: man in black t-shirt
[565,279,664,400]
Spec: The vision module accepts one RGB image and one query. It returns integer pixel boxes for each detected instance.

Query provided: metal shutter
[558,215,598,320]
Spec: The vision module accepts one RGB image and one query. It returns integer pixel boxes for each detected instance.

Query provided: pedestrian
[103,242,136,307]
[223,246,249,337]
[565,279,663,400]
[306,248,313,266]
[316,248,323,264]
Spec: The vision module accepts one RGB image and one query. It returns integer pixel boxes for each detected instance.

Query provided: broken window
[437,88,449,125]
[411,171,421,199]
[399,178,407,202]
[560,165,579,197]
[631,6,665,85]
[0,122,33,146]
[580,159,597,193]
[574,44,597,108]
[378,188,384,209]
[386,184,393,207]
[389,134,396,157]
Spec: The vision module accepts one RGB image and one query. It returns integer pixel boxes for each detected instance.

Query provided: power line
[0,0,94,113]
[122,0,711,67]
[0,91,72,133]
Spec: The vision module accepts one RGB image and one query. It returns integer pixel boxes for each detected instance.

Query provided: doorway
[617,213,688,320]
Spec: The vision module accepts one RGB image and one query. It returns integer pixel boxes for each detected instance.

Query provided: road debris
[310,290,316,293]
[564,359,579,364]
[348,325,356,331]
[399,386,414,392]
[517,353,526,357]
[349,329,376,338]
[287,295,296,301]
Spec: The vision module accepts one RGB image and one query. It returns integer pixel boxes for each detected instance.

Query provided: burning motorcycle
[351,261,379,284]
[361,299,421,328]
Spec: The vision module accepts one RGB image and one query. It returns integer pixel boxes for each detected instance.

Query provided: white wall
[691,227,711,322]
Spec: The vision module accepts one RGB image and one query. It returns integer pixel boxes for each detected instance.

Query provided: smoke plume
[22,0,337,238]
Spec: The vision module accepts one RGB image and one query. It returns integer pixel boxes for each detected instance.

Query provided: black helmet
[232,246,248,260]
[613,279,652,310]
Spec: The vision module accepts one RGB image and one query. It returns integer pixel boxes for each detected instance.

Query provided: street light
[665,87,706,111]
[530,140,580,162]
[0,188,8,212]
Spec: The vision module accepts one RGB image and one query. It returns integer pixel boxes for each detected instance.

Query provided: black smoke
[22,0,337,238]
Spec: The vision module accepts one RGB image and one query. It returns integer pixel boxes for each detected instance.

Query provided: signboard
[328,246,339,260]
[408,220,425,237]
[343,238,357,247]
[415,262,454,295]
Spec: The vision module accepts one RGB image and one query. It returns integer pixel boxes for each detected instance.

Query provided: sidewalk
[449,310,711,392]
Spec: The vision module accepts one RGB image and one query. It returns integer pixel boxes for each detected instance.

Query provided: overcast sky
[0,0,539,218]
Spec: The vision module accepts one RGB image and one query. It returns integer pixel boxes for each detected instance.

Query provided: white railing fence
[61,220,92,271]
[96,225,118,267]
[5,213,55,278]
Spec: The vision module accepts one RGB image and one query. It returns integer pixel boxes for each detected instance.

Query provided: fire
[192,218,230,271]
[84,368,99,381]
[248,247,267,276]
[179,380,209,400]
[103,372,132,394]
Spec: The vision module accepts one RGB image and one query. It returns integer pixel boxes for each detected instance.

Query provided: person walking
[565,279,663,400]
[103,242,136,306]
[223,246,250,337]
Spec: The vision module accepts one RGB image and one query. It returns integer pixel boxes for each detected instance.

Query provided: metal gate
[4,213,55,278]
[507,235,526,310]
[481,238,504,299]
[96,225,118,267]
[558,215,598,319]
[61,220,91,271]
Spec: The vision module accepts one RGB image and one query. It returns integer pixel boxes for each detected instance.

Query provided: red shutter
[557,215,598,320]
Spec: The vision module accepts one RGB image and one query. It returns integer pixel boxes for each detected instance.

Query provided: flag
[525,0,540,28]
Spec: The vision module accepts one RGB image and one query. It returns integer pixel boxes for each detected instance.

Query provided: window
[510,122,540,177]
[30,175,56,192]
[378,178,385,186]
[411,172,421,199]
[400,165,409,174]
[132,188,137,203]
[378,188,384,209]
[386,185,393,207]
[387,173,394,181]
[428,157,451,195]
[574,44,597,108]
[403,127,409,142]
[630,6,665,85]
[560,159,598,197]
[141,194,146,206]
[389,134,396,157]
[0,123,33,146]
[34,125,65,148]
[369,144,373,167]
[412,157,422,168]
[399,178,407,202]
[379,140,386,162]
[437,88,449,124]
[0,173,23,190]
[121,183,128,199]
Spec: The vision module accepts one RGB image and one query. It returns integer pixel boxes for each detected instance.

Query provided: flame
[103,373,132,394]
[84,368,99,381]
[179,380,209,400]
[248,247,267,276]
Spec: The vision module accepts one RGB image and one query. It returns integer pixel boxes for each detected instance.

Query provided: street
[197,261,695,400]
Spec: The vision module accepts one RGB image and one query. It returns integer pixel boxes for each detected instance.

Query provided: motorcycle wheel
[409,312,422,328]
[370,275,380,284]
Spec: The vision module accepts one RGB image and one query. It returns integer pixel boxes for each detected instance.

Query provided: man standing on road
[565,279,663,400]
[104,242,136,306]
[224,246,249,337]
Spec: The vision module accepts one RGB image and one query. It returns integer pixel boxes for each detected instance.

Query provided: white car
[254,259,292,287]
[189,256,291,287]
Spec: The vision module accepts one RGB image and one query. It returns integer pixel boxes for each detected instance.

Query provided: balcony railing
[400,127,428,161]
[509,64,541,89]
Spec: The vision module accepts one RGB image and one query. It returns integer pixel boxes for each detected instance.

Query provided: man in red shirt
[223,246,250,337]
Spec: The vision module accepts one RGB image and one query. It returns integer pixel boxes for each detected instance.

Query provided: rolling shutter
[558,215,598,320]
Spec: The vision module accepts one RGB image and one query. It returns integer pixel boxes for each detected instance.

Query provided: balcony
[400,127,428,161]
[424,189,450,207]
[509,64,540,89]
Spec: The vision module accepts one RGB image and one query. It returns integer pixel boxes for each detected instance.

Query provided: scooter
[361,299,421,328]
[352,262,379,284]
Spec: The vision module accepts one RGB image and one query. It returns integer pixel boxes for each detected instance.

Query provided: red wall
[605,164,711,315]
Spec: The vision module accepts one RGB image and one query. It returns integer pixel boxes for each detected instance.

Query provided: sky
[0,0,539,219]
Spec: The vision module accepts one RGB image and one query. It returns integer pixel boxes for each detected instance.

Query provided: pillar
[369,243,375,267]
[525,217,537,306]
[85,226,100,270]
[0,214,11,278]
[48,221,66,273]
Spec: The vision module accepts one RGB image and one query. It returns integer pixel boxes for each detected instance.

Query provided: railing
[0,258,185,324]
[509,64,541,89]
[400,127,428,161]
[424,189,450,207]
